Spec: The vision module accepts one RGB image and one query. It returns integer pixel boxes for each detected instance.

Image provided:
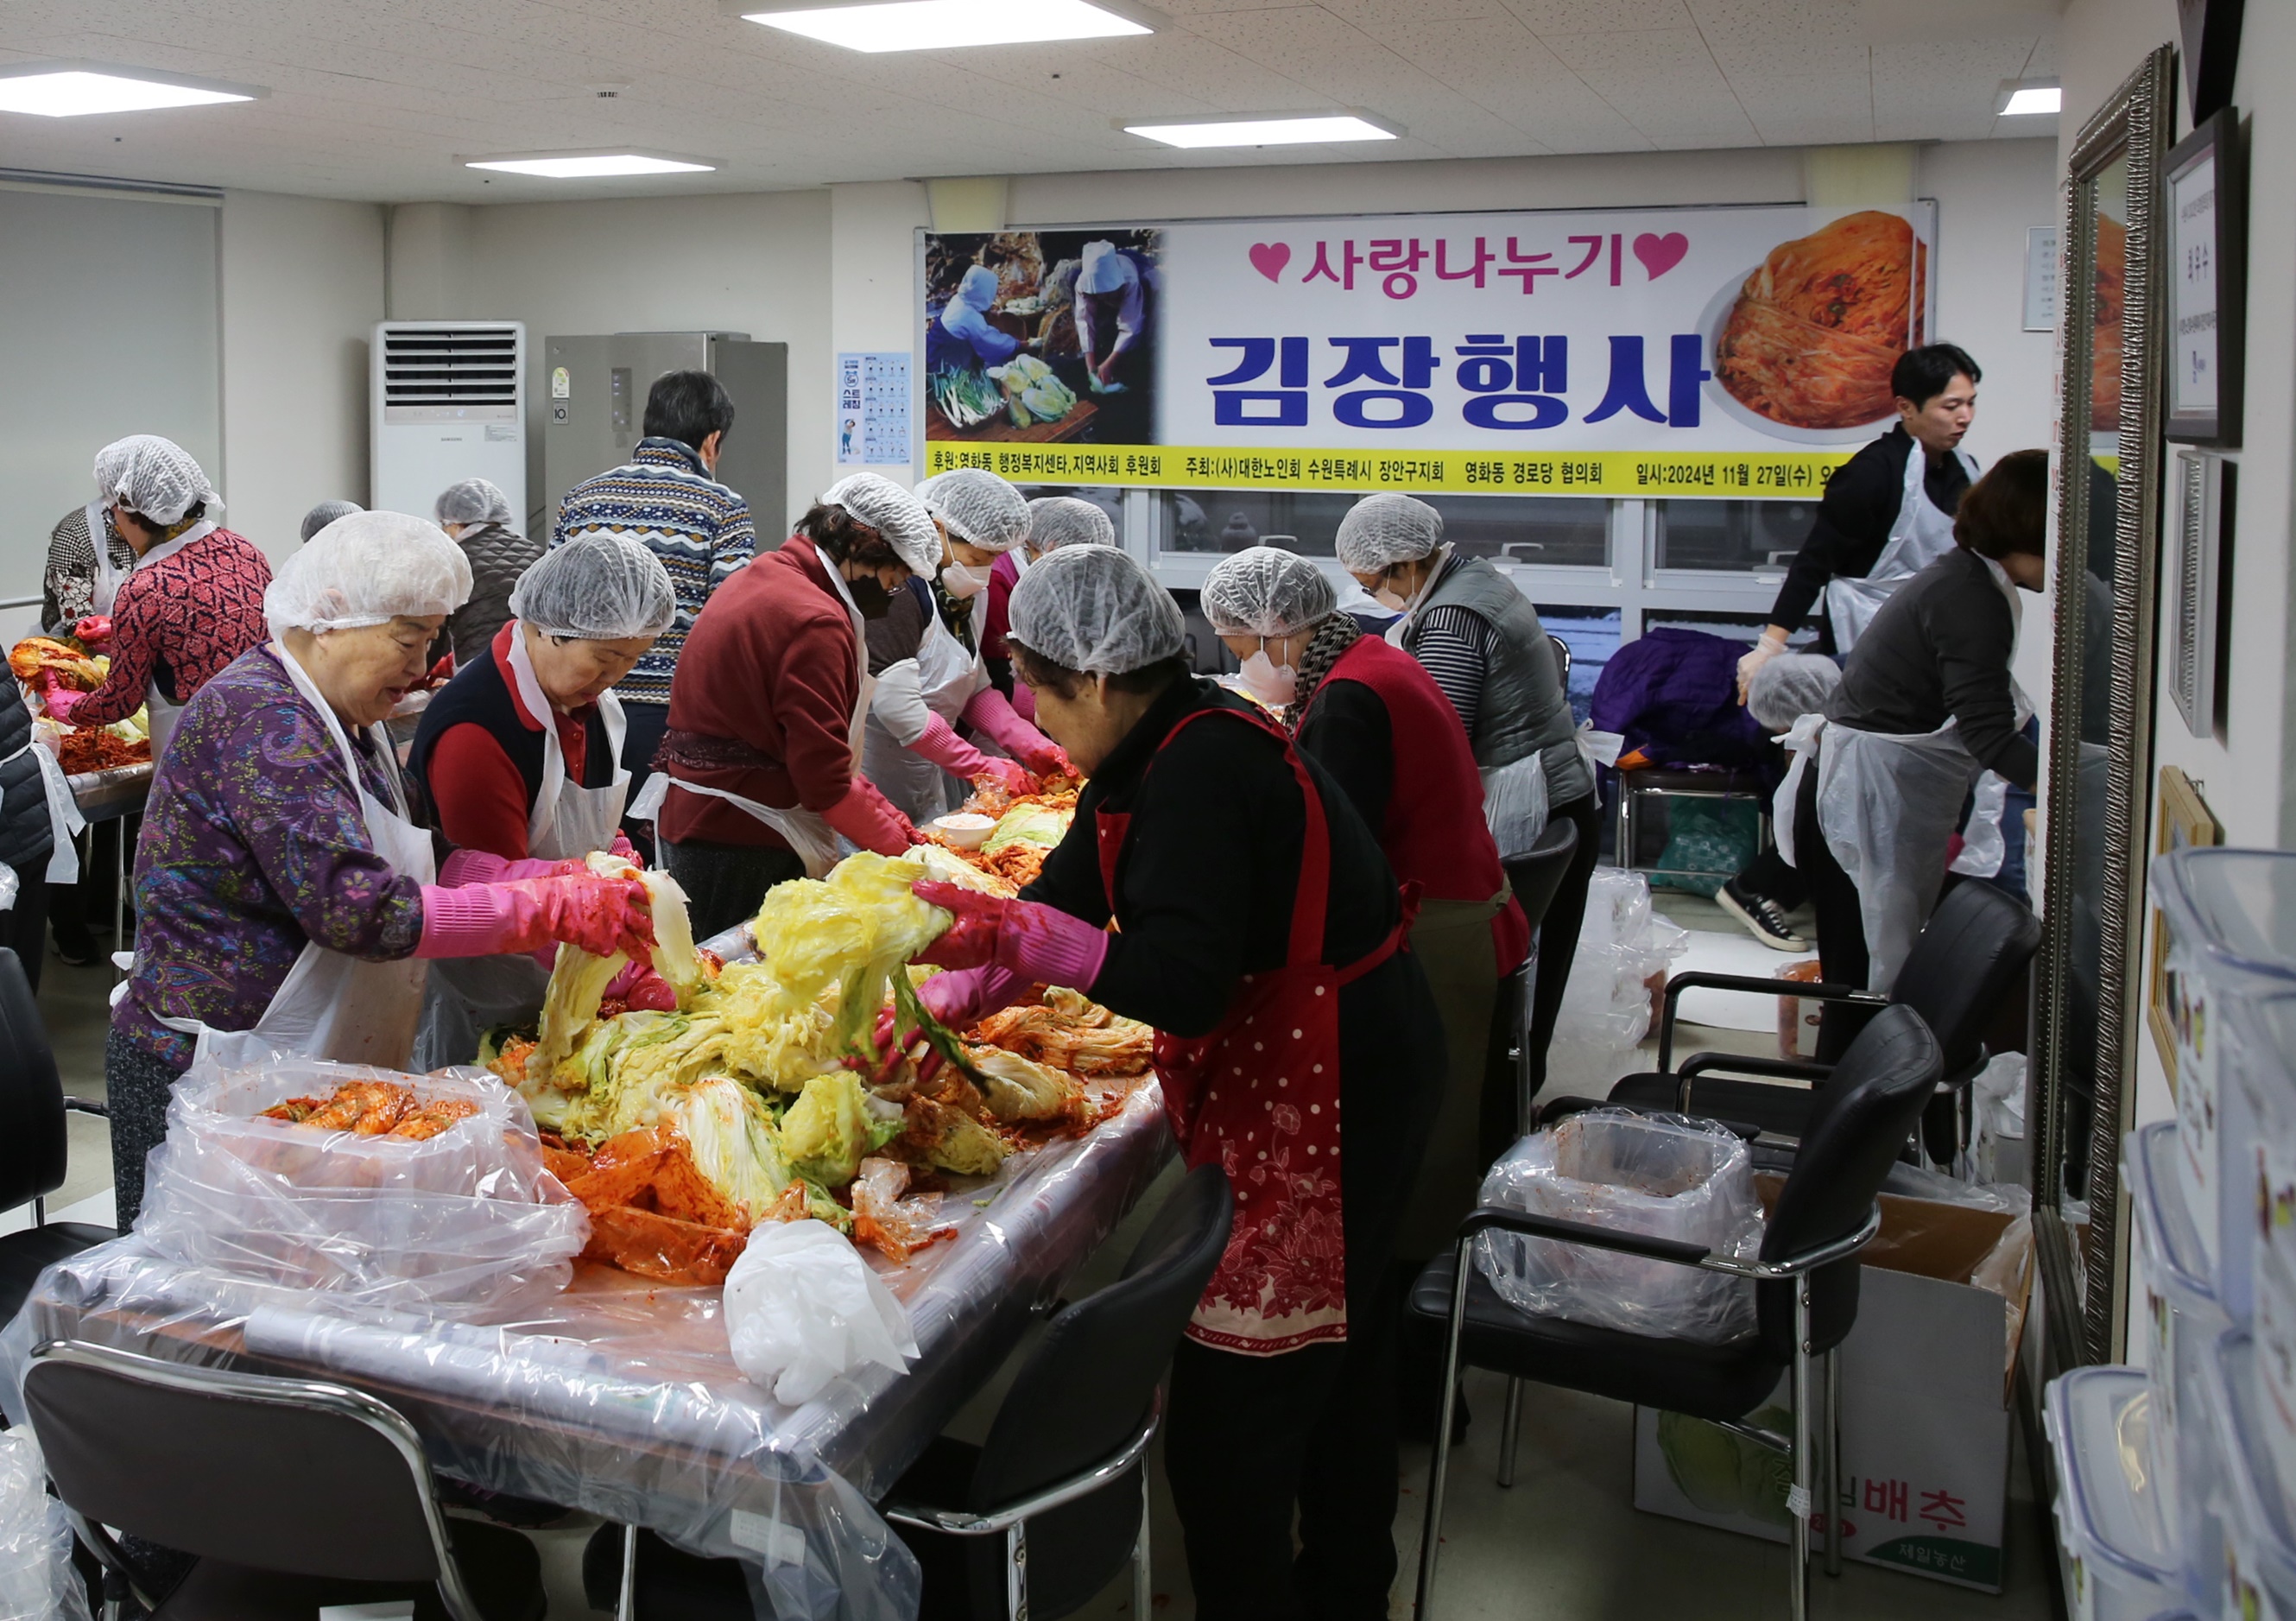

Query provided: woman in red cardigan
[1203,546,1528,1267]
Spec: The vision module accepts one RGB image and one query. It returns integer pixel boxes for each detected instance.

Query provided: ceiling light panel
[743,0,1153,53]
[1123,114,1400,149]
[2001,85,2061,115]
[0,65,259,117]
[464,154,718,178]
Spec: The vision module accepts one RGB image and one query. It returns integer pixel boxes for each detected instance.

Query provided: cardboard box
[1631,1188,2034,1593]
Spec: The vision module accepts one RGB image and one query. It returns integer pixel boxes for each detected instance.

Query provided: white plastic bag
[1543,868,1690,1097]
[136,1042,588,1315]
[1474,1109,1762,1345]
[1480,753,1550,862]
[0,1430,91,1621]
[725,1221,919,1406]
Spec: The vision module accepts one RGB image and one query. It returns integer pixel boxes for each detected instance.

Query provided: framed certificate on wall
[2164,105,2245,445]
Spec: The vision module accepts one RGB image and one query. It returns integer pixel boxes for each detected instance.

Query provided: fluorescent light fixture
[463,152,718,179]
[739,0,1154,53]
[0,61,262,117]
[2000,83,2061,116]
[1121,111,1401,149]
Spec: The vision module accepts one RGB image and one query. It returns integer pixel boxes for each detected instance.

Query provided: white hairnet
[954,265,999,311]
[1025,496,1115,554]
[1009,545,1185,677]
[1747,652,1843,731]
[95,435,220,527]
[434,478,515,529]
[1078,241,1130,295]
[915,468,1030,554]
[1201,547,1338,640]
[820,472,942,577]
[510,534,675,641]
[268,511,472,637]
[300,501,363,543]
[1333,492,1444,572]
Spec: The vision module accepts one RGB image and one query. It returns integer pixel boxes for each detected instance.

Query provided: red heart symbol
[1249,242,1291,282]
[1633,231,1689,279]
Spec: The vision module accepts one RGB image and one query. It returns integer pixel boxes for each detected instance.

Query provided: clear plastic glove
[414,873,655,961]
[1735,632,1787,705]
[912,880,1107,991]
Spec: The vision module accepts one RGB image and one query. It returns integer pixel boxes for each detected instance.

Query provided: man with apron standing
[636,474,942,938]
[1717,344,1983,953]
[408,535,680,1067]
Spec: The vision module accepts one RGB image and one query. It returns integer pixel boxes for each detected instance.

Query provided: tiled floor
[25,899,2058,1619]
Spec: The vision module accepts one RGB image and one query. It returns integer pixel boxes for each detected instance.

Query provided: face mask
[940,561,993,600]
[846,575,893,620]
[1237,648,1298,709]
[1372,587,1411,614]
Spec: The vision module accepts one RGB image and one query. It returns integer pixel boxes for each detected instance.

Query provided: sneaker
[1717,878,1809,953]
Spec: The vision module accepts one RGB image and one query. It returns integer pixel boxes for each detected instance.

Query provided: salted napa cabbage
[780,1069,903,1187]
[528,857,704,1088]
[984,804,1069,854]
[750,852,953,1062]
[642,867,701,997]
[966,1047,1081,1123]
[650,1076,790,1225]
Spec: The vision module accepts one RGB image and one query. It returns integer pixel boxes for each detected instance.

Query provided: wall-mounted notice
[836,351,911,465]
[2023,226,2061,332]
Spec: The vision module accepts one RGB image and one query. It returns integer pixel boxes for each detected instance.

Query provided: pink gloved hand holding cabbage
[414,872,655,962]
[910,880,1106,990]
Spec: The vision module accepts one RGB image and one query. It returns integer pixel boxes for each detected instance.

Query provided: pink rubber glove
[962,688,1072,779]
[414,874,655,961]
[910,714,1028,795]
[604,959,680,1011]
[610,832,638,862]
[862,966,1025,1083]
[820,777,919,857]
[912,880,1108,991]
[438,848,586,888]
[43,689,82,723]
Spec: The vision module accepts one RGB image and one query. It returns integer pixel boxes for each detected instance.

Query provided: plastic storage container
[2205,1332,2296,1621]
[2148,849,2296,1323]
[2242,995,2296,1523]
[2126,1124,2231,1548]
[2045,1366,2186,1621]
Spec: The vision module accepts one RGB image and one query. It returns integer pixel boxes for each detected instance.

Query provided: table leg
[112,813,130,985]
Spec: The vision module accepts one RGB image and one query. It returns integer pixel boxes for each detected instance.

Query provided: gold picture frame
[2147,764,2224,1086]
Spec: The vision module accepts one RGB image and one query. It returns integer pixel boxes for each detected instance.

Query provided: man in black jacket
[1717,343,1983,952]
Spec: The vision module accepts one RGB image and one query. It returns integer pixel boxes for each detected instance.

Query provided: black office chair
[1566,879,2040,1162]
[584,1164,1234,1621]
[23,1339,547,1621]
[1412,1004,1943,1621]
[0,947,112,1321]
[1486,816,1582,1146]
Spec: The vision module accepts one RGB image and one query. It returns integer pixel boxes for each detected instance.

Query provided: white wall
[218,190,387,564]
[831,180,932,472]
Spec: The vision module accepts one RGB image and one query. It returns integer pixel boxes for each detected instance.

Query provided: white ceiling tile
[1543,26,1760,145]
[1689,0,1869,76]
[1872,35,2039,141]
[1503,0,1696,32]
[1729,71,1874,144]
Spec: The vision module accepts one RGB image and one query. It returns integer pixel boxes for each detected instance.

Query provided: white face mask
[1237,646,1298,709]
[940,560,993,600]
[1372,586,1411,614]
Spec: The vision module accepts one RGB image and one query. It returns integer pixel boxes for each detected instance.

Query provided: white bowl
[933,813,996,852]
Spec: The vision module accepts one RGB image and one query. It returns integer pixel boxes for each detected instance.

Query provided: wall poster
[919,203,1939,499]
[836,351,912,466]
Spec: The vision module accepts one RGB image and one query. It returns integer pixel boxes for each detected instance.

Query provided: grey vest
[1404,555,1591,806]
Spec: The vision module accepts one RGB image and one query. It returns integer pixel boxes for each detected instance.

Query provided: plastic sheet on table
[0,1428,90,1621]
[1,1068,1173,1621]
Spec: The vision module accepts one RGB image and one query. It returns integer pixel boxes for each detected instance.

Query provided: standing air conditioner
[370,320,526,522]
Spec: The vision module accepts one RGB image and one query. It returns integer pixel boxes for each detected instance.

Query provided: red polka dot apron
[1096,707,1406,1356]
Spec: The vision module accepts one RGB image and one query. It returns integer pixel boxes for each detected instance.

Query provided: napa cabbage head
[780,1069,904,1187]
[984,804,1070,853]
[751,852,952,1059]
[654,1075,790,1225]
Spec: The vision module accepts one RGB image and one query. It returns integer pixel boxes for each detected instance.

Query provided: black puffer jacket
[445,522,546,668]
[0,689,56,874]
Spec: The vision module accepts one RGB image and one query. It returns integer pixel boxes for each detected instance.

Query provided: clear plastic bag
[1480,752,1550,862]
[1474,1109,1762,1345]
[135,1037,588,1316]
[724,1221,920,1406]
[1544,868,1690,1097]
[0,1431,91,1621]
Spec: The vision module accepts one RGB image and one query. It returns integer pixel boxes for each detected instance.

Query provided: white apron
[864,594,989,825]
[414,628,632,1069]
[85,503,130,617]
[1948,555,2037,881]
[123,520,217,768]
[1773,712,1827,871]
[629,567,875,881]
[1814,719,1981,996]
[154,641,435,1071]
[1825,444,1979,653]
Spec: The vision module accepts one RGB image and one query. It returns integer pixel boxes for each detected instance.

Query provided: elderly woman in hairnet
[984,494,1116,713]
[1336,492,1595,1120]
[106,513,658,1226]
[863,468,1072,822]
[434,477,545,668]
[636,474,943,937]
[884,544,1440,1618]
[300,500,364,544]
[1203,545,1528,1270]
[407,535,680,1065]
[60,437,273,765]
[934,264,1024,370]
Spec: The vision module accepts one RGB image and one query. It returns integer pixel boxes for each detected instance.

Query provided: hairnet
[1024,496,1115,554]
[268,510,472,637]
[915,468,1029,553]
[1746,653,1843,731]
[509,534,675,641]
[1078,241,1130,295]
[1201,547,1338,640]
[1333,492,1444,571]
[954,265,999,311]
[434,478,515,529]
[820,472,942,576]
[96,435,220,527]
[299,501,363,543]
[1009,545,1185,676]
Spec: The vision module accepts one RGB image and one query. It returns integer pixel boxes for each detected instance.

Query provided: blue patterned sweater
[550,437,757,705]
